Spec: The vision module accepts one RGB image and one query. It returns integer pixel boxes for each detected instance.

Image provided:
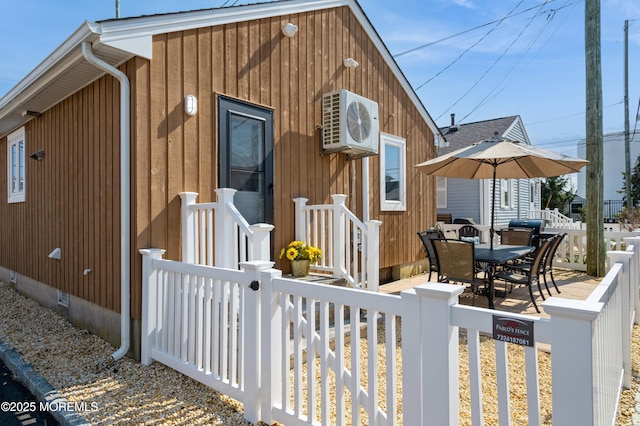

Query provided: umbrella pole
[490,166,497,249]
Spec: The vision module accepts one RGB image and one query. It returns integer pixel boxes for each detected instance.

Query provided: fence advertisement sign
[492,316,534,347]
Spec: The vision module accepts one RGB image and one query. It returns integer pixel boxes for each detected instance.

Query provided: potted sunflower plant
[279,240,322,277]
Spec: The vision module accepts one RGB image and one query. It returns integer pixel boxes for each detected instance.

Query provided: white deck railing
[529,208,581,229]
[140,236,640,425]
[293,195,381,291]
[547,227,639,271]
[180,189,273,268]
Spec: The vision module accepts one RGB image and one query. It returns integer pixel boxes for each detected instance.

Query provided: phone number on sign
[1,401,99,412]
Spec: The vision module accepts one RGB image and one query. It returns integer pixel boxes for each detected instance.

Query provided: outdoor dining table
[474,244,536,309]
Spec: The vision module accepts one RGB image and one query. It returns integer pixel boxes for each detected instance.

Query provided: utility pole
[585,0,605,277]
[624,20,631,206]
[116,0,120,19]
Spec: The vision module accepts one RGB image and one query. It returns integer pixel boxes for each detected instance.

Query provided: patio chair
[417,229,445,281]
[458,225,480,239]
[493,237,552,313]
[432,239,489,304]
[499,228,533,246]
[539,232,567,296]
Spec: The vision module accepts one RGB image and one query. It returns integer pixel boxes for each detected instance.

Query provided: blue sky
[0,0,638,156]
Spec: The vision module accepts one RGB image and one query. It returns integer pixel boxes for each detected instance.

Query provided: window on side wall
[380,133,406,211]
[7,127,25,203]
[500,178,513,208]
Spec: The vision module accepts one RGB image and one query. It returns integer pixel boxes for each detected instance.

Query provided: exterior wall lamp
[184,95,198,116]
[282,23,298,37]
[344,58,359,68]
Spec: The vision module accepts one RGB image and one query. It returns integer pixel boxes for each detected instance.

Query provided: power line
[526,100,623,126]
[459,3,557,122]
[413,0,527,91]
[394,0,566,59]
[434,1,548,121]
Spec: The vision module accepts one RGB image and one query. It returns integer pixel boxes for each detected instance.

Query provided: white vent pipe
[81,41,131,361]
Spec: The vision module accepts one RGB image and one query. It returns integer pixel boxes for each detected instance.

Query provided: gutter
[81,41,131,361]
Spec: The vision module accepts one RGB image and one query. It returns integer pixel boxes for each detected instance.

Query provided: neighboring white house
[436,115,541,226]
[577,131,639,201]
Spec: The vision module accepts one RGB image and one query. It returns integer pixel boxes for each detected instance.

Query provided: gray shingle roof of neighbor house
[0,0,444,142]
[438,115,522,156]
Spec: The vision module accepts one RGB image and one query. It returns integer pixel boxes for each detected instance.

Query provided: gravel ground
[0,278,638,425]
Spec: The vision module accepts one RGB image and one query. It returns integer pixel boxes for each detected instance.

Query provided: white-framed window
[7,127,25,203]
[380,133,406,211]
[500,178,514,208]
[436,176,447,208]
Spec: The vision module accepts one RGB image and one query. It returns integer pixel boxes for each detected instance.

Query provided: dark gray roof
[438,116,519,155]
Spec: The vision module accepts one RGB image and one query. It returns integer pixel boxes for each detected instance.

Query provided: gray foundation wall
[0,267,141,361]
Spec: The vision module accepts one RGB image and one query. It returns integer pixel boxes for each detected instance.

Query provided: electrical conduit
[81,41,131,361]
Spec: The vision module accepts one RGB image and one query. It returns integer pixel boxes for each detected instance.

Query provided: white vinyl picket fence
[140,236,640,425]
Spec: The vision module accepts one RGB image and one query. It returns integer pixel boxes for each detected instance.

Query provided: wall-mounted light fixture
[344,58,359,68]
[21,110,41,117]
[30,149,45,161]
[282,23,298,37]
[184,95,198,116]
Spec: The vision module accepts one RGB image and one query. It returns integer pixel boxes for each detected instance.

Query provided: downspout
[81,41,131,361]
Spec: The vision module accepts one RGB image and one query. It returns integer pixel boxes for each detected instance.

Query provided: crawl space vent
[57,290,69,308]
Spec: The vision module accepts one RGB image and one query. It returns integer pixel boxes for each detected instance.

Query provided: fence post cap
[240,260,276,271]
[178,191,199,199]
[542,297,601,320]
[249,223,275,231]
[414,283,465,299]
[139,248,166,258]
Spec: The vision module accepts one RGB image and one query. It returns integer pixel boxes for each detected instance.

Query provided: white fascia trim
[0,22,98,112]
[96,0,350,44]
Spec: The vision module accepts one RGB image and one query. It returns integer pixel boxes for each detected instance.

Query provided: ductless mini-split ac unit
[322,89,379,156]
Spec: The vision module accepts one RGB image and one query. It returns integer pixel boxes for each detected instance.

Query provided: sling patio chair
[417,229,445,281]
[458,225,480,239]
[493,237,552,313]
[432,239,489,305]
[539,232,567,296]
[499,228,534,246]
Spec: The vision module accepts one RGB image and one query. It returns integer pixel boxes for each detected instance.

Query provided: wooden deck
[379,267,601,318]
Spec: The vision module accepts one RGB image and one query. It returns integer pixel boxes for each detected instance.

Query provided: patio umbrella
[415,133,588,249]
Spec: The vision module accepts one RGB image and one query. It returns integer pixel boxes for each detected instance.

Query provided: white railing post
[332,194,348,277]
[414,283,465,426]
[365,220,382,291]
[215,188,237,268]
[400,289,424,424]
[239,260,275,424]
[258,266,283,425]
[624,236,640,325]
[607,251,633,389]
[139,248,166,366]
[542,299,600,426]
[250,223,275,261]
[293,197,309,241]
[179,192,198,263]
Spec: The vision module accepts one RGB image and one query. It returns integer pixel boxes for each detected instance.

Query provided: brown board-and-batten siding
[0,3,437,324]
[0,70,125,314]
[132,3,437,302]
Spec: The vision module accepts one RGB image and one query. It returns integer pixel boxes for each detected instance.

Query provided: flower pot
[291,259,311,277]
